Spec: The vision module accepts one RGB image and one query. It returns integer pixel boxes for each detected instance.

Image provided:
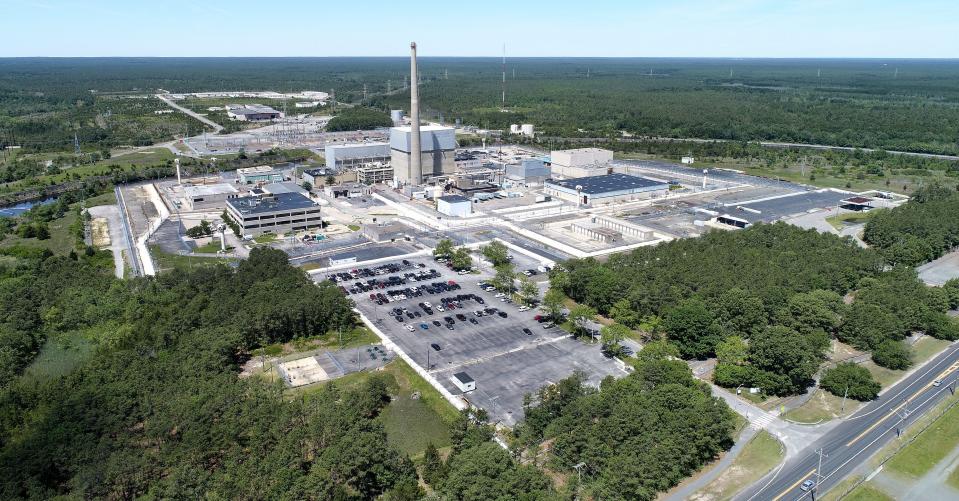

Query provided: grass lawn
[297,358,456,457]
[253,233,277,244]
[912,336,952,365]
[824,211,877,231]
[839,483,896,501]
[783,388,861,424]
[194,240,232,253]
[693,430,785,501]
[347,224,361,231]
[85,191,118,207]
[948,464,959,490]
[149,244,236,273]
[886,400,959,478]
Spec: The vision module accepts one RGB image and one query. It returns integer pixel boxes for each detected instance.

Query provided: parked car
[431,343,441,351]
[523,328,533,335]
[405,324,415,332]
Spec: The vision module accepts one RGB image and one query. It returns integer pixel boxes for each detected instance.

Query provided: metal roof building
[544,173,669,206]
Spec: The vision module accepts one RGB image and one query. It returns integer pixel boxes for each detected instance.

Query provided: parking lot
[332,255,626,426]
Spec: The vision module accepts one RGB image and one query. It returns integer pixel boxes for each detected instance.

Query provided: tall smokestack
[409,42,422,184]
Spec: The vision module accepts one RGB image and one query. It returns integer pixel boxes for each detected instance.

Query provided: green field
[148,244,237,273]
[0,205,80,255]
[298,358,456,456]
[825,211,878,231]
[20,335,96,385]
[840,484,896,501]
[886,401,959,478]
[783,389,859,424]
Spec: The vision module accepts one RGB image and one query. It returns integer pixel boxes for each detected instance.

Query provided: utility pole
[840,384,849,413]
[573,462,586,499]
[813,448,828,500]
[895,403,911,438]
[387,79,392,95]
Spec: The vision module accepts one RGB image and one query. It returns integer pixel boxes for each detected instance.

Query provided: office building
[225,192,322,236]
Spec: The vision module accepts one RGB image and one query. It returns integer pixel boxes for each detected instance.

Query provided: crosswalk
[746,409,778,430]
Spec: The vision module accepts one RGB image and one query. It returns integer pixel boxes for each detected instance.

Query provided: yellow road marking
[846,362,959,446]
[773,469,817,501]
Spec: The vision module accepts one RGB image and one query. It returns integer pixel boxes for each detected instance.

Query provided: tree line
[551,222,958,397]
[863,185,959,266]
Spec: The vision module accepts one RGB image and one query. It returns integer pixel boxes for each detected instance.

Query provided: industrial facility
[226,104,284,121]
[548,148,614,178]
[225,192,322,236]
[543,173,669,206]
[390,124,457,184]
[324,143,391,170]
[237,166,285,184]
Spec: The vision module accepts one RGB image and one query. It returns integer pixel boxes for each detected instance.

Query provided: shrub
[871,339,912,370]
[820,362,880,401]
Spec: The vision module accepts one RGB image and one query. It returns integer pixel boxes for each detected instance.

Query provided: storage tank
[509,124,521,134]
[390,109,404,125]
[520,124,535,137]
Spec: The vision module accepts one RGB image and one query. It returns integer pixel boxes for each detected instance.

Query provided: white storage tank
[510,124,521,134]
[390,109,404,124]
[521,124,535,137]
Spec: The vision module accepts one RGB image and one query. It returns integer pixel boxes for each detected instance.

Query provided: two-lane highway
[738,343,959,501]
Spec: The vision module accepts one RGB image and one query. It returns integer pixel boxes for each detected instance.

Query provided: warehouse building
[181,183,240,211]
[548,148,614,178]
[544,173,669,206]
[437,195,472,217]
[237,166,285,184]
[226,104,283,121]
[390,125,457,184]
[505,159,551,185]
[225,192,322,237]
[325,143,391,170]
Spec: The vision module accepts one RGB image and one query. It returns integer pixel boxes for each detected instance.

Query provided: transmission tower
[74,133,81,155]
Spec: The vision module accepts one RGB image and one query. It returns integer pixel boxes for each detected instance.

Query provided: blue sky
[1,0,956,57]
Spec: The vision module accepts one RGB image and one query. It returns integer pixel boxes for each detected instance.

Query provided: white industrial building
[437,194,472,217]
[181,183,240,210]
[324,143,391,170]
[226,104,283,121]
[549,148,614,178]
[544,173,669,206]
[390,125,457,184]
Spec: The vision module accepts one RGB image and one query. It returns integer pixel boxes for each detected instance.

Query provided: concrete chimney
[409,42,422,184]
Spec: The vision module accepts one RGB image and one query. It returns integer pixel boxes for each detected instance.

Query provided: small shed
[450,372,475,393]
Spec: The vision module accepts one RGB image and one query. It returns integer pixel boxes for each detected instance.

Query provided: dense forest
[326,107,394,132]
[552,220,958,396]
[4,58,959,155]
[863,185,959,265]
[515,359,736,500]
[0,246,560,499]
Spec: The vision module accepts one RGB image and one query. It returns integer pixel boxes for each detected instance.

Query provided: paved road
[156,93,224,133]
[114,185,142,277]
[738,342,959,501]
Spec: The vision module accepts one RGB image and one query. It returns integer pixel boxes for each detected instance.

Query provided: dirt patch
[91,218,111,247]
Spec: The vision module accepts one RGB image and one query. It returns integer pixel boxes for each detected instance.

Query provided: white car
[436,306,445,312]
[522,270,532,276]
[934,379,943,387]
[405,324,415,332]
[537,266,548,273]
[494,293,506,298]
[424,301,432,308]
[484,287,496,292]
[518,306,530,312]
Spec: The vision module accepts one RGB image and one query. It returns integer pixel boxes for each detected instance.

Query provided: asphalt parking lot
[341,255,626,426]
